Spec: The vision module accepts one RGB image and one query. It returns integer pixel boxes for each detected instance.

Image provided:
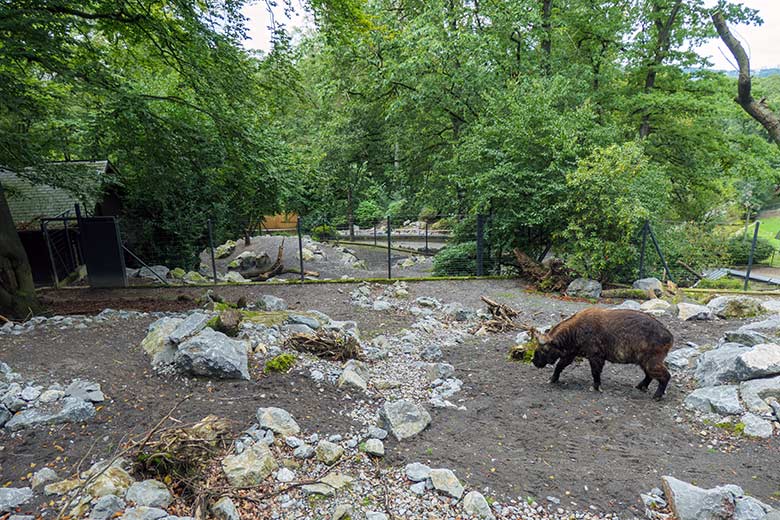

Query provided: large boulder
[661,476,771,520]
[677,303,714,321]
[379,400,431,441]
[735,344,780,380]
[724,330,771,347]
[565,278,602,299]
[6,397,95,431]
[683,385,743,415]
[140,317,183,367]
[222,443,277,487]
[707,296,766,319]
[633,277,663,297]
[256,407,300,436]
[228,251,271,273]
[740,375,780,414]
[693,343,752,387]
[737,315,780,336]
[169,312,211,344]
[174,329,250,380]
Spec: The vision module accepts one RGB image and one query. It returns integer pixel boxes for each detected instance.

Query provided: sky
[242,0,780,70]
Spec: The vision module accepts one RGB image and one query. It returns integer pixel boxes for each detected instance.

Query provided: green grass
[739,217,780,266]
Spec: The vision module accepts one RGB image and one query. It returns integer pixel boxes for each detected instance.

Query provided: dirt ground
[5,280,780,516]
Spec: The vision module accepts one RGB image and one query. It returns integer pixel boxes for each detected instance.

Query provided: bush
[696,278,745,290]
[650,223,731,287]
[311,224,338,241]
[432,242,477,276]
[418,206,439,223]
[355,200,384,227]
[264,353,297,374]
[725,236,774,265]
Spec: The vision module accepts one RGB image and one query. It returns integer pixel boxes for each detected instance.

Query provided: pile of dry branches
[470,296,520,334]
[514,249,573,293]
[286,329,364,361]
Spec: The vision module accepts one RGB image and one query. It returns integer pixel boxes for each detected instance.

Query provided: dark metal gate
[77,215,128,288]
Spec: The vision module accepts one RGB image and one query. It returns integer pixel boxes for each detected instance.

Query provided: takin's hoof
[590,386,603,393]
[636,385,649,393]
[549,378,560,385]
[652,394,665,401]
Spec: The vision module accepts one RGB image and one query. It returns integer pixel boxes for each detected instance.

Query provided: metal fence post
[745,221,760,291]
[297,217,305,282]
[425,220,429,253]
[387,216,392,280]
[373,224,377,246]
[476,214,484,276]
[639,220,648,279]
[207,219,218,284]
[646,222,674,284]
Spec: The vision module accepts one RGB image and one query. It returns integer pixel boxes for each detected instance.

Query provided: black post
[207,219,218,284]
[42,221,60,288]
[476,214,485,276]
[387,216,392,280]
[425,220,429,253]
[646,223,674,284]
[373,224,377,246]
[745,221,760,291]
[297,217,305,282]
[639,220,648,279]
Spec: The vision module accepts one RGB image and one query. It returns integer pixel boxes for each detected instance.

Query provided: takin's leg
[647,360,671,400]
[550,355,576,384]
[589,357,605,392]
[636,370,653,392]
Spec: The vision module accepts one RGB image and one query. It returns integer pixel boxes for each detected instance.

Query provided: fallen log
[245,240,285,281]
[513,248,573,292]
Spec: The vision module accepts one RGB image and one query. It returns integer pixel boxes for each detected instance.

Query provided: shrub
[725,236,774,265]
[355,200,384,227]
[311,224,338,241]
[696,278,745,290]
[418,206,439,223]
[432,242,476,276]
[650,223,731,287]
[264,353,297,374]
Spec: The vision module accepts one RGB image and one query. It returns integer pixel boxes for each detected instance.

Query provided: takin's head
[529,329,560,368]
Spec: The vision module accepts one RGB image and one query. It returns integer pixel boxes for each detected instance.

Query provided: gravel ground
[5,279,780,518]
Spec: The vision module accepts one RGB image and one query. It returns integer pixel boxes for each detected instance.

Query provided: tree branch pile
[286,329,364,361]
[470,296,521,334]
[513,249,573,292]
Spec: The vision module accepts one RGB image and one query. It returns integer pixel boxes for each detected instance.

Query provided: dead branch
[286,329,364,361]
[247,240,286,281]
[712,11,780,147]
[470,296,521,334]
[513,249,573,292]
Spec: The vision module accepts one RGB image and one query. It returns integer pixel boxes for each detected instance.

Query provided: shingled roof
[0,160,118,229]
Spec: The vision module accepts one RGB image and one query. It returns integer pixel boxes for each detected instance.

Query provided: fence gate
[78,216,128,288]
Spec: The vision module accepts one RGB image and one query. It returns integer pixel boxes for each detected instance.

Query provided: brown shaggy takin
[528,308,674,399]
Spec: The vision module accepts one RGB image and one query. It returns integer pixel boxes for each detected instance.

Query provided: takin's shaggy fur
[529,308,674,399]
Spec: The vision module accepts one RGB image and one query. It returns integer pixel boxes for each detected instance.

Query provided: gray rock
[463,491,495,519]
[89,495,126,520]
[665,347,700,371]
[315,440,344,464]
[724,330,771,347]
[565,278,602,299]
[212,496,240,520]
[677,302,715,321]
[169,312,211,344]
[738,315,780,335]
[410,481,427,495]
[221,442,278,487]
[257,407,300,436]
[694,343,752,387]
[707,296,766,319]
[125,479,172,508]
[363,438,385,456]
[38,389,64,403]
[662,476,741,520]
[281,323,315,335]
[175,329,250,380]
[0,488,32,513]
[293,445,314,459]
[256,294,287,311]
[368,426,388,440]
[372,300,393,311]
[65,380,104,403]
[379,400,432,441]
[442,302,474,321]
[138,265,170,280]
[121,507,168,520]
[31,467,58,490]
[140,317,183,367]
[6,397,95,431]
[285,436,303,448]
[288,314,320,330]
[741,412,774,438]
[0,406,10,427]
[429,468,464,499]
[405,462,431,482]
[740,375,780,414]
[735,344,780,380]
[641,299,672,313]
[614,300,642,311]
[424,363,455,381]
[333,504,354,520]
[420,344,443,361]
[366,513,388,520]
[337,359,368,392]
[735,496,774,520]
[20,386,40,401]
[683,385,743,415]
[633,278,663,296]
[275,468,295,483]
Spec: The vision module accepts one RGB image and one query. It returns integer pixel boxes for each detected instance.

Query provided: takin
[528,308,674,399]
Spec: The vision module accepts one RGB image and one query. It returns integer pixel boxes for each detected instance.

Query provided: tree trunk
[541,0,553,75]
[0,184,41,319]
[713,11,780,147]
[347,186,354,240]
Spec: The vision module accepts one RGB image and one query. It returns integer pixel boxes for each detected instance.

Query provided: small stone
[211,496,240,520]
[379,400,431,441]
[366,512,389,520]
[31,467,58,490]
[677,303,714,321]
[463,491,495,519]
[222,443,278,487]
[363,438,385,456]
[89,495,125,520]
[121,507,168,520]
[333,504,354,520]
[285,436,303,448]
[293,445,315,459]
[44,478,82,496]
[409,481,427,495]
[257,407,300,436]
[20,386,41,401]
[315,440,344,464]
[276,468,295,483]
[429,468,464,499]
[125,479,172,508]
[368,426,388,440]
[741,412,774,438]
[405,462,431,482]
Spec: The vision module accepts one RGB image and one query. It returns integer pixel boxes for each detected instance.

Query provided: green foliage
[696,278,745,290]
[432,242,476,276]
[355,200,384,227]
[311,224,338,241]
[650,223,732,286]
[264,353,297,374]
[418,206,439,223]
[725,236,775,265]
[558,143,669,282]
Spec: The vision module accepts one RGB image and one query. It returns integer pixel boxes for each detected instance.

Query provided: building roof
[0,160,118,229]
